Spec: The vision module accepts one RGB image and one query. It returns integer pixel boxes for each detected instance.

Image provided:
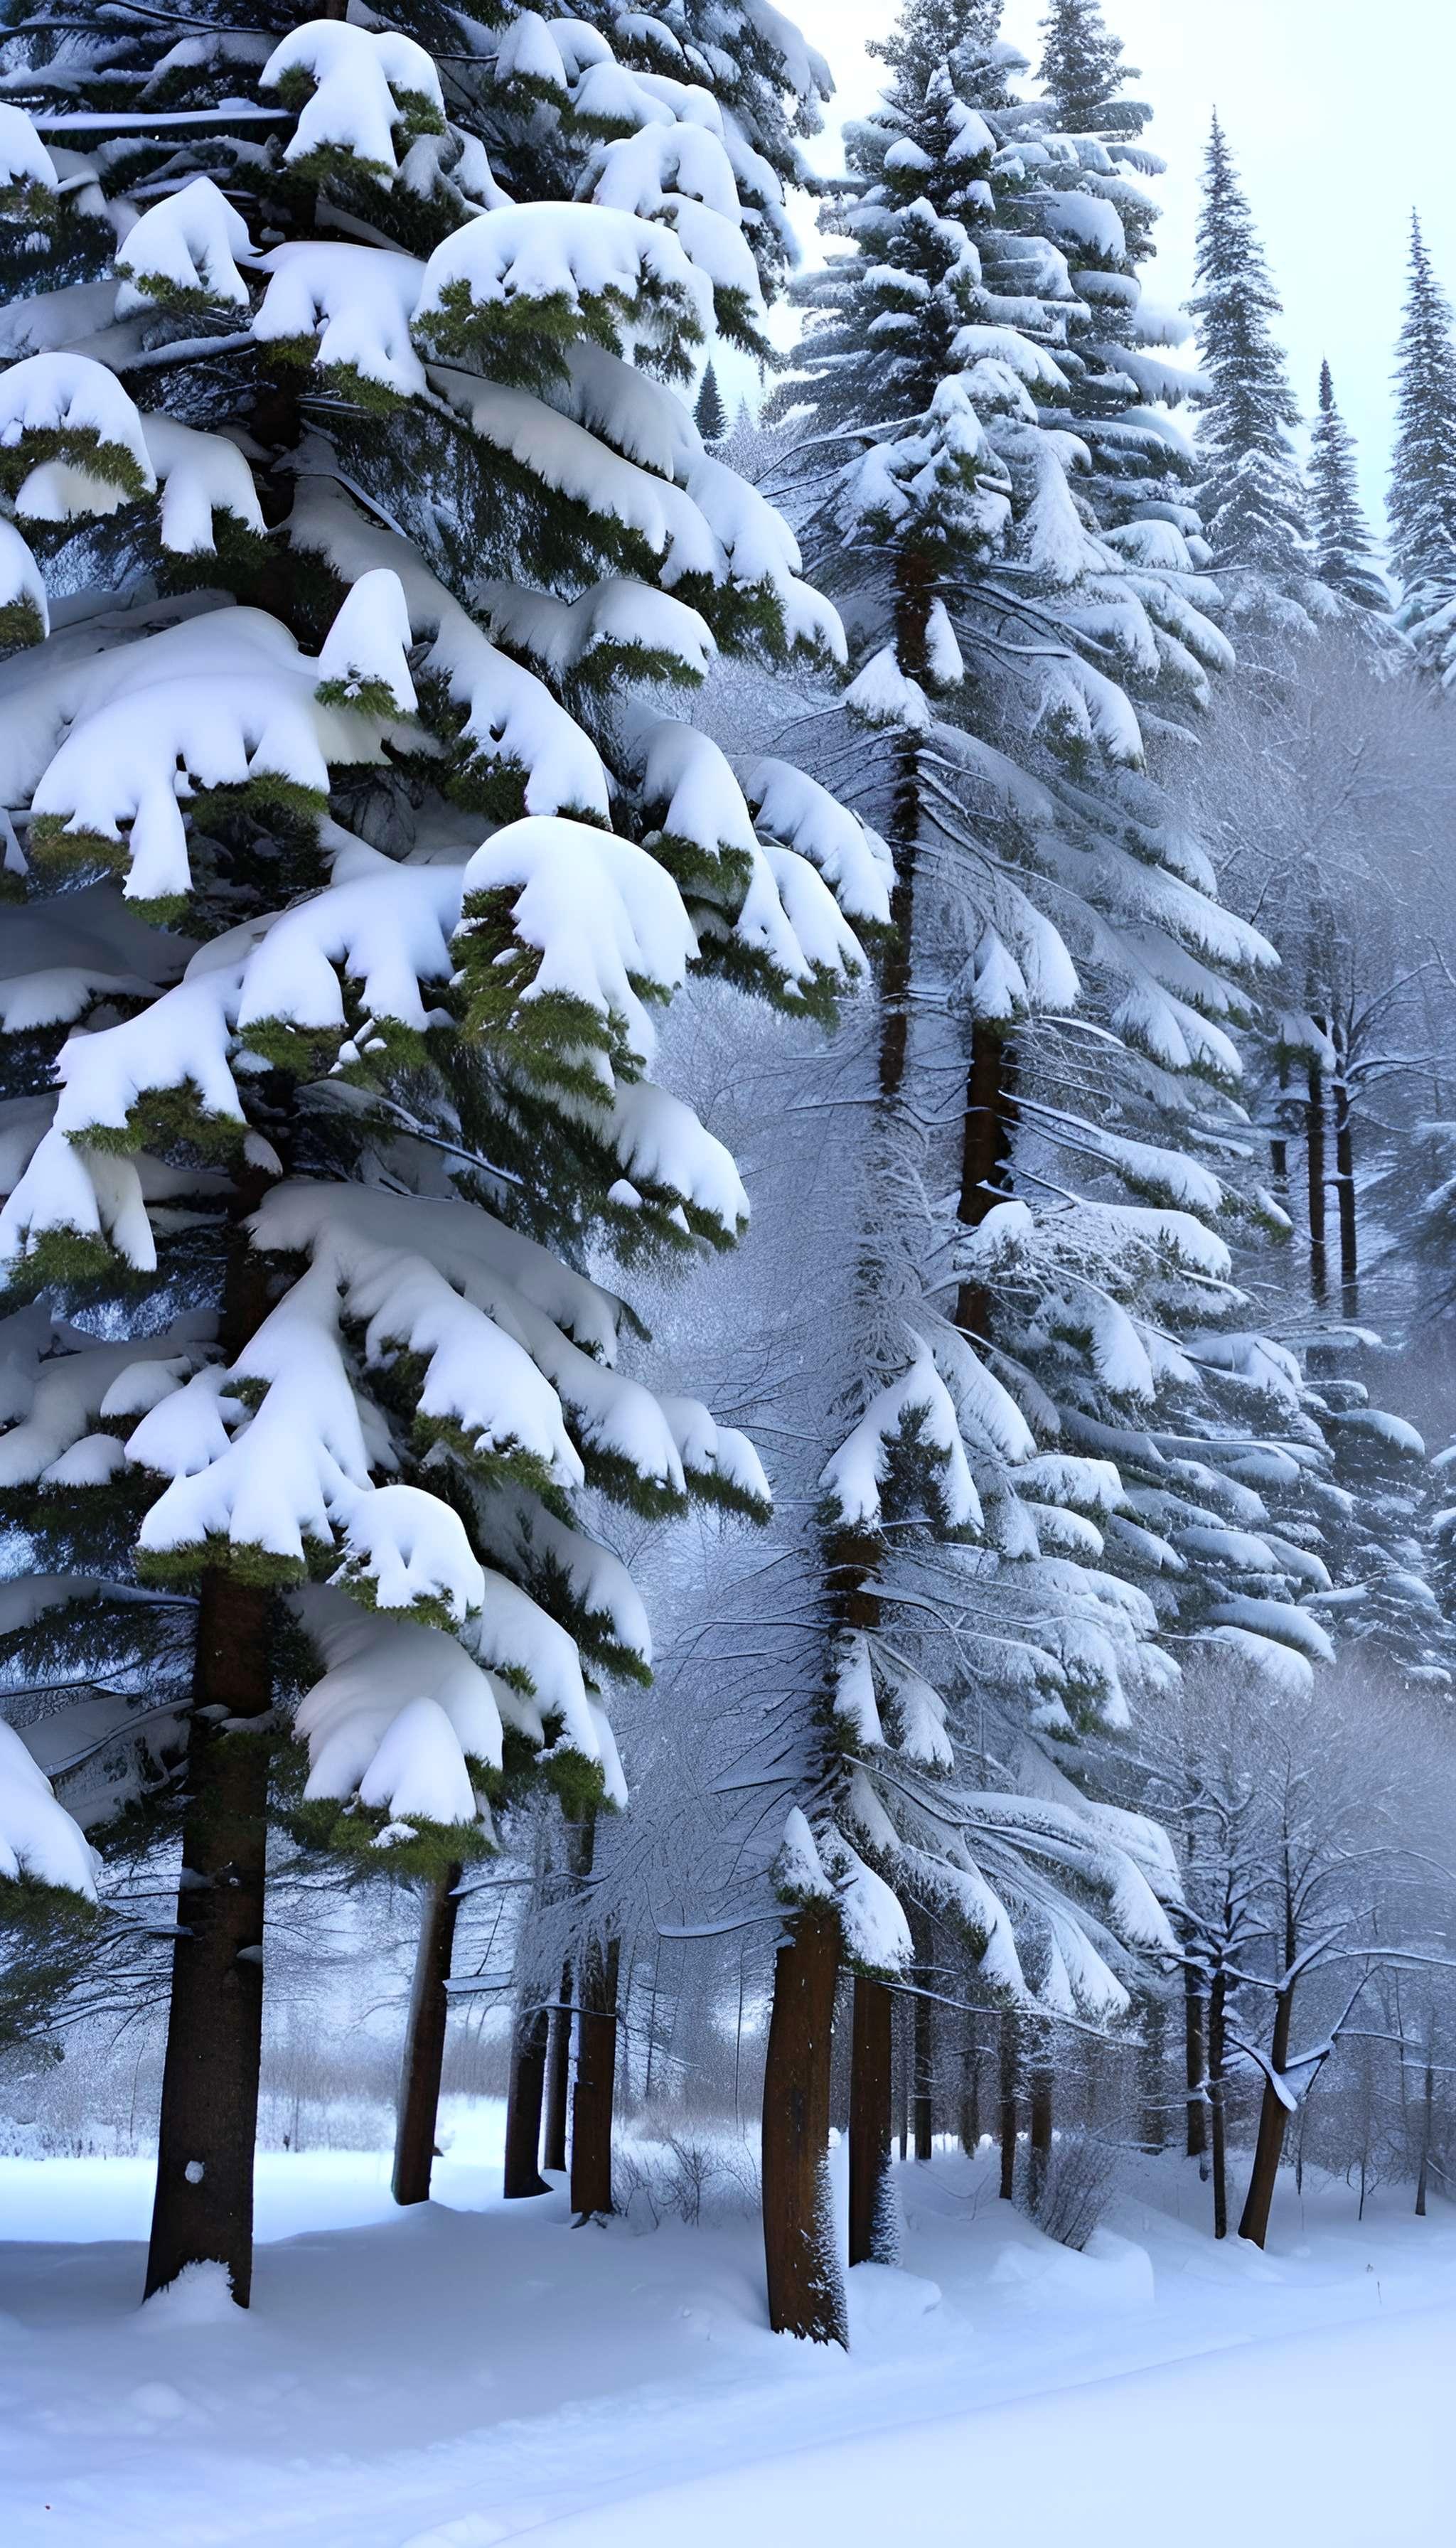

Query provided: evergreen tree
[1307,360,1389,614]
[1191,114,1320,619]
[1389,213,1456,680]
[0,0,879,2303]
[694,360,728,443]
[1037,0,1149,137]
[747,0,1342,2341]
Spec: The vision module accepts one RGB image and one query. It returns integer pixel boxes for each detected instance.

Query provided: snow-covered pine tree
[1191,113,1322,624]
[0,0,884,2301]
[1037,0,1149,139]
[1308,360,1389,614]
[744,0,1342,2339]
[1389,213,1456,681]
[694,359,728,444]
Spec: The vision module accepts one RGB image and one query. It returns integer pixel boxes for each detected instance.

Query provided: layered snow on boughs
[0,0,874,1927]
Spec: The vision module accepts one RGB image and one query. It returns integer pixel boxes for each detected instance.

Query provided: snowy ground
[1,2105,1450,2547]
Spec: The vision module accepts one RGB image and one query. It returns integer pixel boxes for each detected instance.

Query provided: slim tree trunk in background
[145,1573,273,2303]
[1029,2057,1053,2213]
[1334,1029,1358,1315]
[1271,1049,1290,1204]
[848,1975,895,2265]
[1415,2055,1435,2217]
[391,1864,463,2209]
[570,1930,619,2219]
[1185,1968,1208,2166]
[960,2042,981,2155]
[542,1954,572,2173]
[503,1993,550,2198]
[910,1908,934,2161]
[761,1907,847,2345]
[1140,1986,1168,2154]
[146,1157,283,2307]
[1307,1040,1328,1302]
[998,2010,1019,2201]
[1208,1971,1229,2239]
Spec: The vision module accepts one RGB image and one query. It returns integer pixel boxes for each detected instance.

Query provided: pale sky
[778,0,1456,534]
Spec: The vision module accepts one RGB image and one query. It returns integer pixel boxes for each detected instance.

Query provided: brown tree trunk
[391,1866,463,2207]
[761,1907,847,2345]
[145,1154,283,2308]
[1307,1044,1327,1302]
[1185,1968,1208,2163]
[960,2043,981,2155]
[876,550,933,1102]
[570,1931,619,2219]
[1240,1870,1298,2249]
[848,1974,895,2265]
[955,1024,1019,1341]
[1209,1971,1229,2239]
[1334,1038,1358,1316]
[503,1991,550,2198]
[144,1573,273,2303]
[542,1955,572,2173]
[998,2009,1019,2200]
[1029,2059,1054,2213]
[911,1909,934,2161]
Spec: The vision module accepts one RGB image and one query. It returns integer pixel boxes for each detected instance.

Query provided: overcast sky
[781,0,1456,531]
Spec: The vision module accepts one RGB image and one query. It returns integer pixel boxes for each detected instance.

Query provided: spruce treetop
[1388,213,1456,678]
[1037,0,1150,139]
[1307,360,1389,615]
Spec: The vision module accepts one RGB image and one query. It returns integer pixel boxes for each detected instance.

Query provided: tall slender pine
[1307,360,1388,614]
[1389,214,1456,680]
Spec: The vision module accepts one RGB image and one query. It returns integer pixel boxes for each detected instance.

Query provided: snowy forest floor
[1,2109,1450,2547]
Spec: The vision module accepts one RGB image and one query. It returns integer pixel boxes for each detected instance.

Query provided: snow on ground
[0,2104,1450,2547]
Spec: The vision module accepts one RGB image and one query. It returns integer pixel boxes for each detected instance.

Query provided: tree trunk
[1237,1981,1295,2248]
[955,1024,1019,1341]
[848,1974,895,2265]
[1209,1972,1229,2239]
[1029,2059,1053,2214]
[1334,1036,1358,1316]
[1140,1986,1168,2154]
[1307,1044,1328,1302]
[569,1930,619,2220]
[960,2043,981,2156]
[391,1866,463,2207]
[1185,1968,1208,2164]
[144,1572,273,2304]
[542,1955,572,2173]
[998,2009,1019,2201]
[503,1991,550,2198]
[1415,2056,1434,2217]
[1270,1050,1290,1204]
[911,1909,934,2161]
[761,1907,847,2345]
[876,550,934,1101]
[145,1151,284,2308]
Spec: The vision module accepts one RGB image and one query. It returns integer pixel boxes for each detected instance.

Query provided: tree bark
[876,550,934,1101]
[1184,1966,1208,2163]
[1334,1032,1358,1316]
[761,1907,847,2344]
[960,2043,981,2156]
[998,2009,1019,2201]
[503,1991,550,2198]
[1270,1050,1290,1204]
[541,1955,572,2173]
[1140,1986,1168,2154]
[955,1024,1019,1341]
[848,1974,895,2265]
[1208,1971,1229,2239]
[910,1908,934,2161]
[1415,2055,1434,2217]
[145,1151,284,2308]
[569,1930,619,2220]
[1307,1042,1328,1302]
[391,1866,463,2207]
[1029,2058,1053,2214]
[144,1572,273,2303]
